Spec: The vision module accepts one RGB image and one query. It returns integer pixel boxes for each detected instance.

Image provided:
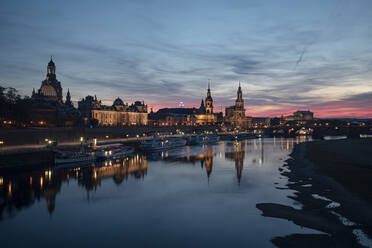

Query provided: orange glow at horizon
[148,102,372,118]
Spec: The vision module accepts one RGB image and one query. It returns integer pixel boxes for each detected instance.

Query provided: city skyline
[1,0,372,118]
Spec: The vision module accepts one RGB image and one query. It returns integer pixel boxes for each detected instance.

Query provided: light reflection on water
[0,138,314,247]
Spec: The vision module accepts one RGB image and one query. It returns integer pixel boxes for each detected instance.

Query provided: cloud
[1,0,372,118]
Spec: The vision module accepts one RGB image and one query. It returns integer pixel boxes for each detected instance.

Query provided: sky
[0,0,372,118]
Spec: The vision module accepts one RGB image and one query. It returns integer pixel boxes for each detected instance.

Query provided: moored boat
[54,150,96,165]
[93,143,134,160]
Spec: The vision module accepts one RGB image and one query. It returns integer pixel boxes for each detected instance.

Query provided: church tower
[34,57,63,102]
[199,99,206,114]
[65,88,73,107]
[205,81,213,114]
[47,56,56,77]
[235,82,244,110]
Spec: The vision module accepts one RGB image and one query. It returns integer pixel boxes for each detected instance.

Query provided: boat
[141,137,186,151]
[54,150,96,165]
[199,133,220,144]
[93,143,134,160]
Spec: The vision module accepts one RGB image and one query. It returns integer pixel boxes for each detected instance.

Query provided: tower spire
[65,88,72,106]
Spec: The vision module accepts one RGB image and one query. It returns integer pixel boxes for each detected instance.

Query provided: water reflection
[0,137,312,222]
[225,142,245,183]
[0,155,147,218]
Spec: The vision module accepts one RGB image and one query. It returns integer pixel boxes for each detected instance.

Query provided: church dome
[40,85,57,97]
[113,97,124,106]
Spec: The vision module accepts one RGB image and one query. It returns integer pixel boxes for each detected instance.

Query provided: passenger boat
[93,143,134,160]
[54,150,96,165]
[141,137,186,151]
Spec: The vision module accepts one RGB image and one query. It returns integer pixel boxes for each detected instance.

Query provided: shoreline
[257,139,372,247]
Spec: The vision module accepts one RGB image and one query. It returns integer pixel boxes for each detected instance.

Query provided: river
[0,137,319,247]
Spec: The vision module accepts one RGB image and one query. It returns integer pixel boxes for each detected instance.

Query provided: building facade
[194,83,217,125]
[91,97,148,126]
[148,84,220,126]
[224,84,251,129]
[283,110,314,124]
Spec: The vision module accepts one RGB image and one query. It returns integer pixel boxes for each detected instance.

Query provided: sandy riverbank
[257,138,372,248]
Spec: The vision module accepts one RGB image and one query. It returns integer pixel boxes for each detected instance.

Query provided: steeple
[199,99,206,114]
[235,82,244,110]
[207,79,211,98]
[237,82,242,100]
[65,88,72,107]
[205,80,213,114]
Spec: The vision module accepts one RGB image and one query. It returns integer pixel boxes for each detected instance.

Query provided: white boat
[94,143,134,160]
[54,150,95,164]
[141,137,186,151]
[323,135,347,140]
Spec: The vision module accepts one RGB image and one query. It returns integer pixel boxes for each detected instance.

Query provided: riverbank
[257,138,372,248]
[0,126,218,147]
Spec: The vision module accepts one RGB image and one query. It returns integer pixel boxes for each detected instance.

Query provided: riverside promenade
[0,126,218,154]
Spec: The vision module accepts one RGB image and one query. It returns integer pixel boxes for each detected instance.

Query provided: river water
[0,137,318,247]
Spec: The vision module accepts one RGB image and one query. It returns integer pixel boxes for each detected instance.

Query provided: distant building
[194,83,218,125]
[148,107,199,126]
[251,117,271,128]
[78,95,102,120]
[91,97,148,126]
[283,110,314,124]
[224,83,252,129]
[32,57,63,102]
[148,84,220,126]
[30,58,80,126]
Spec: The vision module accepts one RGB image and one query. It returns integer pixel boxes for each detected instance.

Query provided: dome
[40,85,57,97]
[113,97,124,106]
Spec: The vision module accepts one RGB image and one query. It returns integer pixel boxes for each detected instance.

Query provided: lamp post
[80,137,85,153]
[0,140,4,152]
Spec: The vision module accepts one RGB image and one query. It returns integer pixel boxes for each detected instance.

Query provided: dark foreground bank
[257,138,372,248]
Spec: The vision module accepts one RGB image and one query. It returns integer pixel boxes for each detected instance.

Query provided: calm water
[0,138,316,247]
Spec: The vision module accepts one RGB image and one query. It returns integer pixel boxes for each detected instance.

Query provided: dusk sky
[1,0,372,118]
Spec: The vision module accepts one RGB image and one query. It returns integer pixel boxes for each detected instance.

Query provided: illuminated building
[224,83,252,129]
[91,98,148,126]
[283,110,314,124]
[194,83,218,125]
[149,84,220,126]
